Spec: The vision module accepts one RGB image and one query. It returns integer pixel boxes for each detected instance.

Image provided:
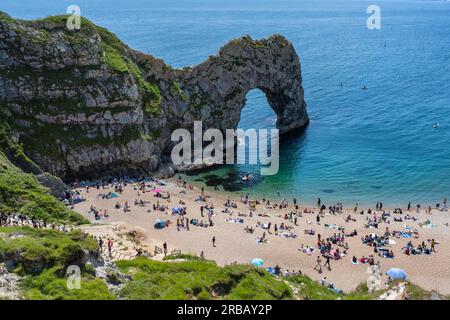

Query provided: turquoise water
[2,0,450,206]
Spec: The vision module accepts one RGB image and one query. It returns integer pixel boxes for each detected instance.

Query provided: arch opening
[235,88,278,166]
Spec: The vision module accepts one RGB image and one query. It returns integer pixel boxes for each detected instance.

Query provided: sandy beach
[72,178,450,295]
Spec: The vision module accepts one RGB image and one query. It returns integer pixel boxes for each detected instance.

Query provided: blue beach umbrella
[251,258,264,267]
[386,268,407,280]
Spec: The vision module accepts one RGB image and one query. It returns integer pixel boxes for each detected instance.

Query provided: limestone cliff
[0,12,308,180]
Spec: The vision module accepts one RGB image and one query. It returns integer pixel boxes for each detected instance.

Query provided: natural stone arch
[0,13,308,179]
[170,34,309,135]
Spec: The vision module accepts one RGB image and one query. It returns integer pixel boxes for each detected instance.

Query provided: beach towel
[154,219,166,229]
[266,267,276,275]
[401,232,412,238]
[172,207,183,214]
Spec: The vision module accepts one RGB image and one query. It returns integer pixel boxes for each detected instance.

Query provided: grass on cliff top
[285,275,343,300]
[116,257,292,300]
[0,227,96,274]
[22,265,115,300]
[0,152,86,224]
[0,226,114,300]
[100,39,162,116]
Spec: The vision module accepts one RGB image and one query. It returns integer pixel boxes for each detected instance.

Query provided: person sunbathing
[244,226,254,233]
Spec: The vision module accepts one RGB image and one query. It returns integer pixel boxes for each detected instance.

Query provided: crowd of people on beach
[63,174,449,292]
[1,171,447,296]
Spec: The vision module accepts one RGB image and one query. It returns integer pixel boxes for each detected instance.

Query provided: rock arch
[0,13,308,179]
[171,35,309,135]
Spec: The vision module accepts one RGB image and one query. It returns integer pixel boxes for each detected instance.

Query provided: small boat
[433,123,440,129]
[242,174,250,181]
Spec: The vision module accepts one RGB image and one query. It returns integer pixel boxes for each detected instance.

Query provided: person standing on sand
[317,198,321,208]
[163,242,168,256]
[316,214,320,225]
[431,239,436,252]
[314,256,322,273]
[98,237,104,253]
[324,255,331,271]
[107,238,113,257]
[212,236,216,247]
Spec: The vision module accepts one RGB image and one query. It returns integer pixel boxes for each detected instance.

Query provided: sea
[2,0,449,207]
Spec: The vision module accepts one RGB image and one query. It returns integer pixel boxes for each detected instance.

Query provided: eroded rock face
[0,12,308,180]
[0,263,20,300]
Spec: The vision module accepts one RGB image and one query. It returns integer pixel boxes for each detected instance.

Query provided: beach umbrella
[386,268,407,280]
[251,258,264,267]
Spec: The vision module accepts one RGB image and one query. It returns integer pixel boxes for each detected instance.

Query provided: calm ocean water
[2,0,450,207]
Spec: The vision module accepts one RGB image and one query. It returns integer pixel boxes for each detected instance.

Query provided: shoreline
[179,173,448,211]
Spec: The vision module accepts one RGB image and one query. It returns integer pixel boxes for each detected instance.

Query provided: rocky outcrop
[0,263,21,300]
[36,172,68,199]
[0,12,308,180]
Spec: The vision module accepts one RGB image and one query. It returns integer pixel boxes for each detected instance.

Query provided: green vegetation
[170,80,188,102]
[344,283,384,300]
[127,61,162,116]
[0,227,445,300]
[0,119,86,224]
[0,227,96,274]
[0,121,41,174]
[1,11,162,117]
[116,257,292,300]
[0,151,86,224]
[17,121,147,159]
[162,254,202,261]
[344,281,449,300]
[103,43,129,73]
[0,227,114,300]
[94,24,163,116]
[286,275,342,300]
[22,266,115,300]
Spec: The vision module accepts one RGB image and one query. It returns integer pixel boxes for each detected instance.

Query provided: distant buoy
[433,123,440,129]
